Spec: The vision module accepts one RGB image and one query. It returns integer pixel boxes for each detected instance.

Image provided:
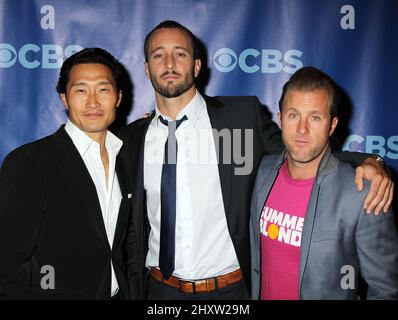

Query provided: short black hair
[56,47,123,94]
[144,20,200,62]
[279,66,339,119]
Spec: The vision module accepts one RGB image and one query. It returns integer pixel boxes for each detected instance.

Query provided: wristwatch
[370,154,386,167]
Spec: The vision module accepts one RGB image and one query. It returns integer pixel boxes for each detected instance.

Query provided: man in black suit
[119,21,393,299]
[0,48,133,299]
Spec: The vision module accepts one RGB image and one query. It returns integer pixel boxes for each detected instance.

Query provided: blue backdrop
[1,0,397,174]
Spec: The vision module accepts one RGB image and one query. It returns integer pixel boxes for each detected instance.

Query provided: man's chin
[289,150,326,165]
[156,88,183,98]
[81,124,108,134]
[291,157,314,164]
[154,80,194,98]
[287,150,317,164]
[163,90,182,98]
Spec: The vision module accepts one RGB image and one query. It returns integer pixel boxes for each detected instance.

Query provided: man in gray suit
[250,66,398,300]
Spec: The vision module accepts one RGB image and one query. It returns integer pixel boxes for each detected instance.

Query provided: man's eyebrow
[174,46,190,52]
[150,46,164,54]
[70,82,87,87]
[96,81,113,85]
[309,110,323,115]
[70,81,113,87]
[150,46,190,54]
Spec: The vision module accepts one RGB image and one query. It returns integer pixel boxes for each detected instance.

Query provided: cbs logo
[213,48,303,74]
[344,135,398,160]
[0,43,83,69]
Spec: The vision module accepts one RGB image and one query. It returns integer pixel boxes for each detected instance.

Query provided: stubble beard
[150,70,195,98]
[284,141,329,165]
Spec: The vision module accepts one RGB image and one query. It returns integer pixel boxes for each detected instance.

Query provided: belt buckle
[179,279,196,294]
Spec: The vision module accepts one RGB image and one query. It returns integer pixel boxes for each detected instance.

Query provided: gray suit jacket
[250,148,398,299]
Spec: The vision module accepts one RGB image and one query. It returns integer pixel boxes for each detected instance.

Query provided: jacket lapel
[253,153,285,259]
[130,115,154,193]
[53,125,110,249]
[298,183,320,296]
[113,116,153,250]
[205,96,233,220]
[112,158,130,250]
[254,157,283,226]
[298,148,336,296]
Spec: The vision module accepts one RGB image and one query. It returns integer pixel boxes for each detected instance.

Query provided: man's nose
[87,92,99,108]
[165,55,176,70]
[297,118,309,134]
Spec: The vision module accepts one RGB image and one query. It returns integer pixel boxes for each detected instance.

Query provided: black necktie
[158,115,187,280]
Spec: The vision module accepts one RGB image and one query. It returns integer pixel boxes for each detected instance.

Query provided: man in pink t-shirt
[260,161,313,300]
[250,67,398,300]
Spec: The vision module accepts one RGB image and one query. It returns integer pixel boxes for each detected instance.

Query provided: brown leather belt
[150,268,243,294]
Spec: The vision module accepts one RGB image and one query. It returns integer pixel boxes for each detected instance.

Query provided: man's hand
[354,157,394,215]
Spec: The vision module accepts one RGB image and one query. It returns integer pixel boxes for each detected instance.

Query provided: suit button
[254,269,259,273]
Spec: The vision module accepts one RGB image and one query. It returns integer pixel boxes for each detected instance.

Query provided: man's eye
[153,53,163,59]
[76,89,86,93]
[311,116,321,121]
[99,88,110,92]
[288,113,298,119]
[176,52,186,57]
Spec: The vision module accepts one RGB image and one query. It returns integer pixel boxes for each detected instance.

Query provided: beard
[285,147,324,164]
[150,70,195,98]
[283,136,329,164]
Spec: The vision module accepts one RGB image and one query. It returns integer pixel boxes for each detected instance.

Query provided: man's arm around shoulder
[250,96,283,155]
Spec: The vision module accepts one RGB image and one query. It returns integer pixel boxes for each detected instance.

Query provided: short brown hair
[144,20,200,62]
[279,66,339,119]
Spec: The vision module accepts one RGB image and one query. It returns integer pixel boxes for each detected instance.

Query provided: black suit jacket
[0,126,131,299]
[118,96,284,297]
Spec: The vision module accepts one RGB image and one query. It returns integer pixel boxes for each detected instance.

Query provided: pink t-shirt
[260,161,314,300]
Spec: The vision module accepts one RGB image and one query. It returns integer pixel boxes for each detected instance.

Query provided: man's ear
[194,59,201,78]
[278,112,282,128]
[329,117,339,136]
[60,93,68,110]
[144,62,150,80]
[116,90,122,108]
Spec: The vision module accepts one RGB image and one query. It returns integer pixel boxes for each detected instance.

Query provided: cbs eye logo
[213,47,303,74]
[0,44,17,68]
[213,48,238,73]
[0,43,83,69]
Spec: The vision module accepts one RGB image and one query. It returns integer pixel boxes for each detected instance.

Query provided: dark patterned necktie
[158,115,187,279]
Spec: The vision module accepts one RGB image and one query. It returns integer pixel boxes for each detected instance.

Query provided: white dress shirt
[65,120,122,296]
[144,91,240,280]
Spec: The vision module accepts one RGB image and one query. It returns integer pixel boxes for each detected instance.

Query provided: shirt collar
[64,120,123,157]
[153,90,205,128]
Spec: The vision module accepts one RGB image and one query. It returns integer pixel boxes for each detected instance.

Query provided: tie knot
[159,115,187,129]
